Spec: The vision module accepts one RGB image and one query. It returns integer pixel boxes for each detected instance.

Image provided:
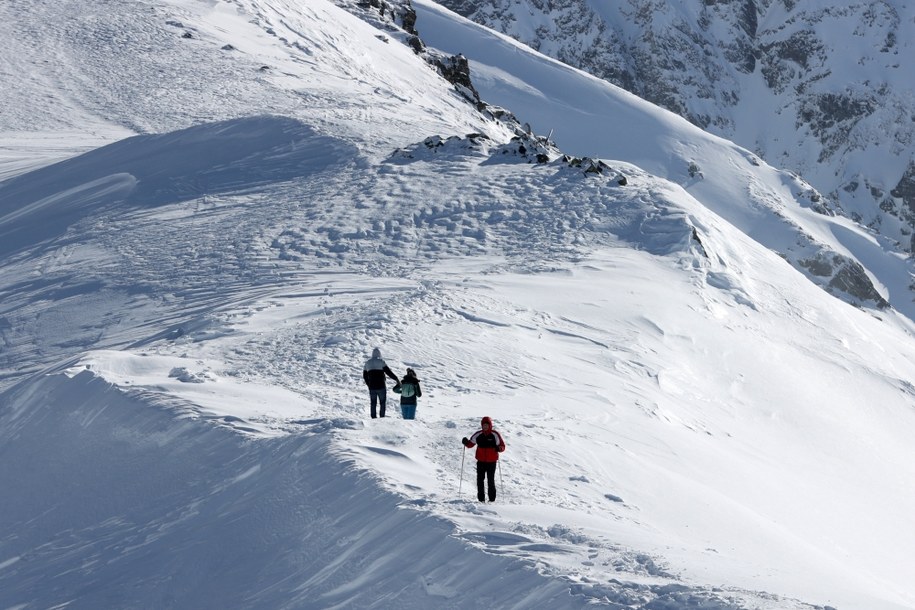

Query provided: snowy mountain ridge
[1,1,915,609]
[433,0,915,265]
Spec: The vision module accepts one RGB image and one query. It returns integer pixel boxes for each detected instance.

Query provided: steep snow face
[0,0,512,163]
[0,370,581,610]
[410,0,915,320]
[433,0,915,251]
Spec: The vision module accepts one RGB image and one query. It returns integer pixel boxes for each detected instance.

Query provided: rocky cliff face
[434,0,915,252]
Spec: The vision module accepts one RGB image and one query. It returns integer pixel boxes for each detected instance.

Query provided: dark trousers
[369,389,387,418]
[476,461,497,502]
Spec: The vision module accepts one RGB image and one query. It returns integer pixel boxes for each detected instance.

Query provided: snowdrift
[0,117,354,258]
[0,369,580,610]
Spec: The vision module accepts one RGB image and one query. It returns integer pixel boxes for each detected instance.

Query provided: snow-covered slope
[412,0,915,319]
[2,1,915,609]
[434,0,915,279]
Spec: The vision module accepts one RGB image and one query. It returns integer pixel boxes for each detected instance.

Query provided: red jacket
[465,429,505,462]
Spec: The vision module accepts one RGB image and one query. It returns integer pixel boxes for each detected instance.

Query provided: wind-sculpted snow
[0,118,707,397]
[0,370,585,609]
[0,0,301,136]
[2,363,810,609]
[274,135,704,264]
[0,116,354,258]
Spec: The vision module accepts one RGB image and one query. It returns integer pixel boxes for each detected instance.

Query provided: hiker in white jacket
[362,348,399,418]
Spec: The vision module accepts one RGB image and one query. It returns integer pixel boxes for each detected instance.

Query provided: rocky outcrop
[427,51,481,104]
[800,254,889,309]
[332,0,487,108]
[886,161,915,250]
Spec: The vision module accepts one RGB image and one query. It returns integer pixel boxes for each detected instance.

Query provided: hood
[481,416,493,428]
[371,348,382,359]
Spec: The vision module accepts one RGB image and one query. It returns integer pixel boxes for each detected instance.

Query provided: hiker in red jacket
[461,416,506,502]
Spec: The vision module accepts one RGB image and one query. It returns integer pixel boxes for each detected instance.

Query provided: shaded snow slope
[0,117,354,258]
[0,370,580,610]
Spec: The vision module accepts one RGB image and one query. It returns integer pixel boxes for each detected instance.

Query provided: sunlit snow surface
[1,1,914,609]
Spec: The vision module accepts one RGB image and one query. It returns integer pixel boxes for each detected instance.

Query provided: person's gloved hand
[461,437,471,447]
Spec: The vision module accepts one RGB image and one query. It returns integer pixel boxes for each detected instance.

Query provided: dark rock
[407,35,424,53]
[401,6,417,34]
[801,255,889,308]
[891,162,915,215]
[797,92,876,161]
[829,259,889,309]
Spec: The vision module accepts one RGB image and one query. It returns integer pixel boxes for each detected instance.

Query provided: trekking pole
[459,447,466,496]
[498,460,504,499]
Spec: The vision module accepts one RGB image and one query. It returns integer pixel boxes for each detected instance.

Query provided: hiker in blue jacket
[393,368,422,419]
